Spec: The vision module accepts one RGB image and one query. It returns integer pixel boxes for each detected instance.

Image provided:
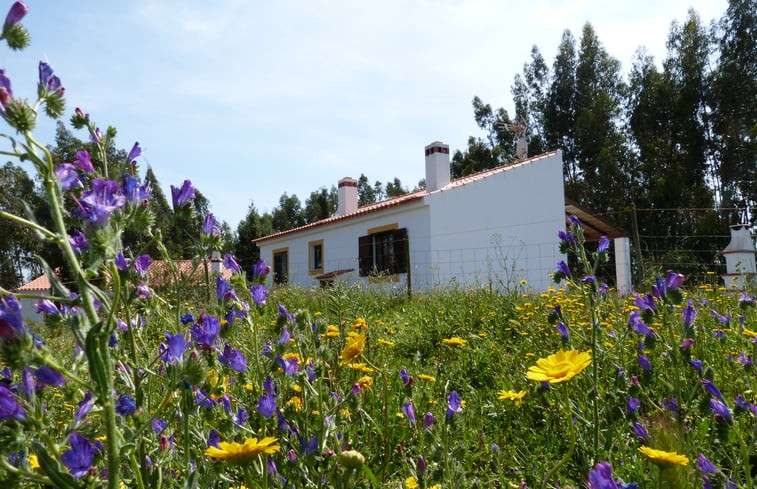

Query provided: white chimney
[211,250,222,275]
[337,177,358,215]
[425,141,450,192]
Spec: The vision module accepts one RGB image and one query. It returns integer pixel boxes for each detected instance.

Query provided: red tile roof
[16,272,55,292]
[254,151,559,243]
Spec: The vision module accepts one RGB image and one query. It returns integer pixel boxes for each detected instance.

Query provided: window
[308,240,324,275]
[358,227,408,276]
[273,248,288,284]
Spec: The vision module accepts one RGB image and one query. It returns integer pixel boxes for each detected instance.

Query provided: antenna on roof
[497,115,528,161]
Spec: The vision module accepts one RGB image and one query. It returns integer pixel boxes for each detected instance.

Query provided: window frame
[358,225,408,277]
[308,239,324,275]
[272,247,289,285]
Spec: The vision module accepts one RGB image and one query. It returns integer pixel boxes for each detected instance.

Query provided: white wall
[425,152,565,291]
[259,201,431,290]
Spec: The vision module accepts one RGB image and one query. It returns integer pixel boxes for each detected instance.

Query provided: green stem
[0,210,57,240]
[541,389,577,488]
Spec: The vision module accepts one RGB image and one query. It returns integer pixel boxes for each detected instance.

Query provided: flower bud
[339,450,365,471]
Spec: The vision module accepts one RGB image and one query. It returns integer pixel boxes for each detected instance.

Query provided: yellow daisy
[205,437,281,464]
[340,332,366,365]
[442,337,467,347]
[418,374,436,382]
[358,376,373,391]
[498,389,527,406]
[526,350,591,384]
[638,446,690,466]
[405,476,419,489]
[378,338,395,347]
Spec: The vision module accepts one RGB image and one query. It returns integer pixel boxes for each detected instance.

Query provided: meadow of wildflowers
[0,3,756,488]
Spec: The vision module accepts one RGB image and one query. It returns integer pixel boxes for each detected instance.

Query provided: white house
[254,142,630,292]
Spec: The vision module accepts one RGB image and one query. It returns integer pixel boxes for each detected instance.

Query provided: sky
[3,0,728,229]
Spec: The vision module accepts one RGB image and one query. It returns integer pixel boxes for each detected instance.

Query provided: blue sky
[4,0,727,229]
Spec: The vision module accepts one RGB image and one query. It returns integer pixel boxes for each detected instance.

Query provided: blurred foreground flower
[526,349,591,384]
[638,445,689,466]
[205,437,281,464]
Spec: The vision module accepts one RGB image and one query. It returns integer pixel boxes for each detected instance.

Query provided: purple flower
[134,254,151,275]
[701,380,724,401]
[219,343,247,372]
[19,367,34,398]
[709,398,732,422]
[123,175,150,204]
[555,261,571,277]
[568,215,581,227]
[637,355,652,372]
[627,397,640,414]
[36,299,58,315]
[216,276,237,302]
[38,61,62,94]
[300,435,318,455]
[191,316,221,350]
[152,418,167,434]
[73,150,94,173]
[180,312,194,325]
[710,309,730,324]
[588,461,619,489]
[116,394,136,416]
[253,259,270,279]
[679,338,694,349]
[55,163,80,190]
[223,253,240,272]
[597,236,610,252]
[236,407,249,426]
[632,422,649,441]
[446,390,462,419]
[683,300,696,326]
[697,454,719,475]
[0,294,25,340]
[170,180,195,208]
[115,252,129,271]
[664,270,685,292]
[737,353,753,366]
[74,392,94,423]
[159,333,188,364]
[663,397,679,413]
[399,368,411,387]
[0,69,12,109]
[633,293,656,312]
[127,142,141,163]
[202,213,220,237]
[628,311,654,336]
[79,178,125,226]
[4,1,28,28]
[267,456,277,475]
[251,284,268,306]
[557,321,569,340]
[402,401,416,426]
[61,432,95,478]
[207,429,221,448]
[35,366,65,387]
[68,230,89,253]
[195,389,216,409]
[256,392,278,419]
[276,354,299,376]
[423,411,437,428]
[0,385,25,421]
[278,325,290,345]
[278,304,295,321]
[581,275,597,284]
[557,229,576,246]
[417,455,427,477]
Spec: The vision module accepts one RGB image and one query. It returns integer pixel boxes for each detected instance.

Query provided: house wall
[425,152,565,291]
[19,292,45,325]
[258,201,431,290]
